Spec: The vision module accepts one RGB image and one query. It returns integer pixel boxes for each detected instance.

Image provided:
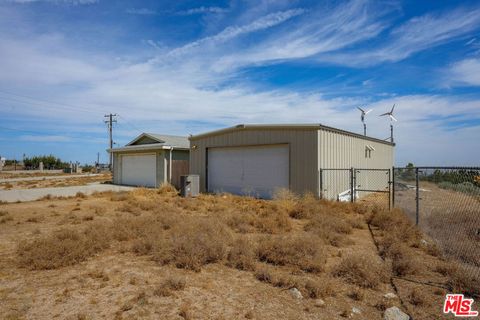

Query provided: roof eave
[125,133,165,146]
[108,144,189,153]
[189,124,395,146]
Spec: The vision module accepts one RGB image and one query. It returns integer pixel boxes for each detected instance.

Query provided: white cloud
[446,58,480,87]
[164,8,305,58]
[19,135,72,142]
[125,8,157,15]
[205,0,391,71]
[6,0,98,4]
[178,6,229,15]
[320,6,480,66]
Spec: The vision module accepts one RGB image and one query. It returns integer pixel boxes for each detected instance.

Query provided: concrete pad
[0,184,134,203]
[0,173,102,183]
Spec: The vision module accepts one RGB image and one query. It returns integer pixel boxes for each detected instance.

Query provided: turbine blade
[379,112,389,116]
[365,109,372,114]
[357,106,365,113]
[390,115,398,121]
[391,104,395,113]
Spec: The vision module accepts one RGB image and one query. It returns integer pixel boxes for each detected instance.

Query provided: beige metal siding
[189,129,318,195]
[318,129,394,199]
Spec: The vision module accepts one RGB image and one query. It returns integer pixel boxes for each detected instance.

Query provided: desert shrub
[110,192,130,201]
[253,265,300,289]
[153,275,186,297]
[303,278,336,298]
[407,288,426,306]
[0,213,13,223]
[448,264,480,297]
[224,211,256,233]
[333,253,388,288]
[254,266,274,283]
[439,181,480,196]
[226,238,256,271]
[369,209,422,248]
[75,192,87,198]
[154,218,231,271]
[17,223,111,269]
[383,243,418,276]
[158,183,178,195]
[257,234,326,273]
[254,208,292,234]
[304,212,353,247]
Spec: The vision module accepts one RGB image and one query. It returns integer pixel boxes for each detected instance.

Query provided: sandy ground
[0,184,134,203]
[0,191,458,320]
[0,173,111,191]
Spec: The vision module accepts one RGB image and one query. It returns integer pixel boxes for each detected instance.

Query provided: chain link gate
[319,168,392,208]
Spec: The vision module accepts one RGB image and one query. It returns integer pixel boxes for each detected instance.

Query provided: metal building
[109,133,189,189]
[189,124,394,199]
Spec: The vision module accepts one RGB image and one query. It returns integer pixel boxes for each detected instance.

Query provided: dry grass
[153,275,186,297]
[257,234,326,273]
[17,223,111,270]
[0,188,460,319]
[333,253,388,289]
[153,218,232,271]
[226,238,256,271]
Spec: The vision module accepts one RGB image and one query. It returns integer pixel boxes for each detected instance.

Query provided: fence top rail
[394,166,480,170]
[320,168,391,171]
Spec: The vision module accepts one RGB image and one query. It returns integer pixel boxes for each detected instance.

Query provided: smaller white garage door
[121,154,156,187]
[208,145,289,199]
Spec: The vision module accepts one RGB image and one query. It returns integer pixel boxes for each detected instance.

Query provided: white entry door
[121,154,156,187]
[207,145,289,199]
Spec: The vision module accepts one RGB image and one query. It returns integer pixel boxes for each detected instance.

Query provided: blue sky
[0,0,479,166]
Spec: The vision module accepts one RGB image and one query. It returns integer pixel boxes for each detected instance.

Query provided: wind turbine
[380,104,397,143]
[357,106,372,136]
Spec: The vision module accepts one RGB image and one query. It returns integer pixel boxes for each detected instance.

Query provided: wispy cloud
[6,0,98,4]
[164,8,305,58]
[177,6,229,15]
[19,135,72,142]
[210,0,392,71]
[125,8,157,15]
[445,58,480,87]
[321,5,480,66]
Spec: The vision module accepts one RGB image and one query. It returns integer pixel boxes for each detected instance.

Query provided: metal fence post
[350,167,354,203]
[415,167,419,226]
[319,169,323,199]
[391,166,395,208]
[388,168,392,211]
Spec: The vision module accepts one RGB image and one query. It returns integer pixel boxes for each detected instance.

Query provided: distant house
[109,133,189,188]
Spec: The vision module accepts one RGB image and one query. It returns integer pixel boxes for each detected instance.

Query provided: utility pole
[104,114,117,170]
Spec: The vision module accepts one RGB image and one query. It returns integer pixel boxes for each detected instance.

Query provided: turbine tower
[357,106,372,136]
[379,104,397,143]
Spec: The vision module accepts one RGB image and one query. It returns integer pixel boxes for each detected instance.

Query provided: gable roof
[126,133,189,148]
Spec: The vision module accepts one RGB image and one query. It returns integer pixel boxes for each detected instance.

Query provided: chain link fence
[319,168,391,208]
[393,167,480,289]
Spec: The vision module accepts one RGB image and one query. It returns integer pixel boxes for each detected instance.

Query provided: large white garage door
[208,145,289,199]
[121,154,156,187]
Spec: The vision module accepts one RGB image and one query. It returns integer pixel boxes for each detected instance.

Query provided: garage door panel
[121,154,156,187]
[208,145,289,199]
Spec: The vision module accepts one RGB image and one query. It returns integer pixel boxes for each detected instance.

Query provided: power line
[0,90,101,114]
[117,114,143,134]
